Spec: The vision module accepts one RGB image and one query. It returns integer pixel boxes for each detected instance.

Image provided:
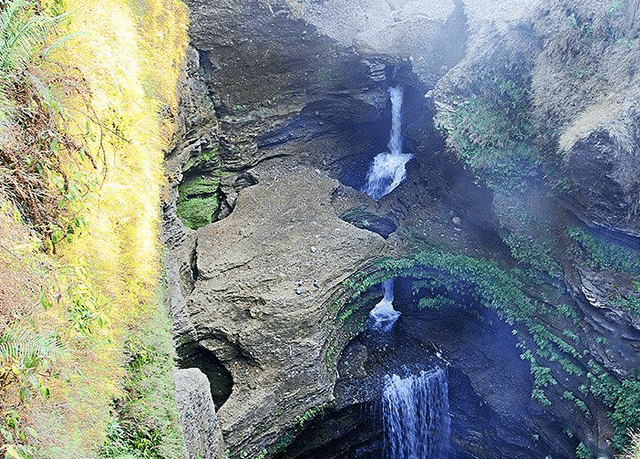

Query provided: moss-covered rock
[176,175,220,230]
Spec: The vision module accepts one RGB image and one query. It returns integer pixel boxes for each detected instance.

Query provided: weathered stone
[564,102,640,237]
[164,0,640,457]
[173,368,224,459]
[175,163,388,458]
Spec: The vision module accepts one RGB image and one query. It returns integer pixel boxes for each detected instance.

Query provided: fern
[0,0,61,117]
[0,326,59,361]
[0,325,61,400]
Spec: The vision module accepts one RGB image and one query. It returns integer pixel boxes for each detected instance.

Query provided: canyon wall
[165,1,640,457]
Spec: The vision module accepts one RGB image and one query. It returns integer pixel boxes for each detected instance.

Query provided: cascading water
[381,368,451,459]
[362,86,413,201]
[369,279,401,332]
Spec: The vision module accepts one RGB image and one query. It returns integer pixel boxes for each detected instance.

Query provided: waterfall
[362,86,413,200]
[369,279,401,332]
[382,368,451,459]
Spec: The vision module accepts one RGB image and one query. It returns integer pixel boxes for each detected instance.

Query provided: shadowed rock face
[164,0,640,458]
[565,119,640,238]
[274,294,578,459]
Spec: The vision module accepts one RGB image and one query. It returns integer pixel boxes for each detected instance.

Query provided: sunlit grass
[0,0,188,455]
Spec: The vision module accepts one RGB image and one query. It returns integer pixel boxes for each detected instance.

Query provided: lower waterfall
[381,368,451,459]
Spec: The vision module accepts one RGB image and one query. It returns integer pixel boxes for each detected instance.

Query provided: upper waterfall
[362,86,413,200]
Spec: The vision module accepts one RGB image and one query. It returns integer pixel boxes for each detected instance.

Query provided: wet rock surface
[168,161,389,458]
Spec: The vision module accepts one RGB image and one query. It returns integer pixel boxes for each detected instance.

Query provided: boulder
[173,368,224,459]
[563,101,640,237]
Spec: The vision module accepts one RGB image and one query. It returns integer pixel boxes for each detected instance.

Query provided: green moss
[176,195,219,230]
[179,147,223,230]
[176,175,220,230]
[183,145,220,172]
[178,175,219,198]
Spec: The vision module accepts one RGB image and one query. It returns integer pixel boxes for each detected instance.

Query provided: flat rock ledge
[176,163,392,456]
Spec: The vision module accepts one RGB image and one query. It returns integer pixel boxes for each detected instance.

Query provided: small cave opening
[176,168,225,231]
[175,165,257,230]
[176,341,233,410]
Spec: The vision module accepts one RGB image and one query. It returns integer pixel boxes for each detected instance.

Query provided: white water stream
[362,86,413,201]
[369,279,401,332]
[364,87,411,331]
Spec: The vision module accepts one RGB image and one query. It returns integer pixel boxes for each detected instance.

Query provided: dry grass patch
[1,0,188,455]
[532,0,640,137]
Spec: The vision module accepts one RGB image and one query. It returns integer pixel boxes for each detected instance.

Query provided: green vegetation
[418,295,456,309]
[343,251,537,325]
[0,0,189,455]
[340,207,377,230]
[576,441,593,459]
[503,232,562,280]
[0,0,60,116]
[434,57,566,283]
[176,174,221,230]
[567,226,640,275]
[296,406,323,428]
[434,62,540,195]
[534,0,640,143]
[339,246,640,455]
[99,298,183,458]
[567,225,640,319]
[183,145,220,172]
[620,430,640,459]
[0,0,90,248]
[0,327,59,402]
[426,5,640,457]
[584,359,640,452]
[615,283,640,316]
[518,346,556,406]
[556,303,581,325]
[176,144,227,230]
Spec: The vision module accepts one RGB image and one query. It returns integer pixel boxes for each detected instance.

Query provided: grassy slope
[0,0,188,456]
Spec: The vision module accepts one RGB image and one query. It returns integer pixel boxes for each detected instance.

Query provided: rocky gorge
[163,0,640,458]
